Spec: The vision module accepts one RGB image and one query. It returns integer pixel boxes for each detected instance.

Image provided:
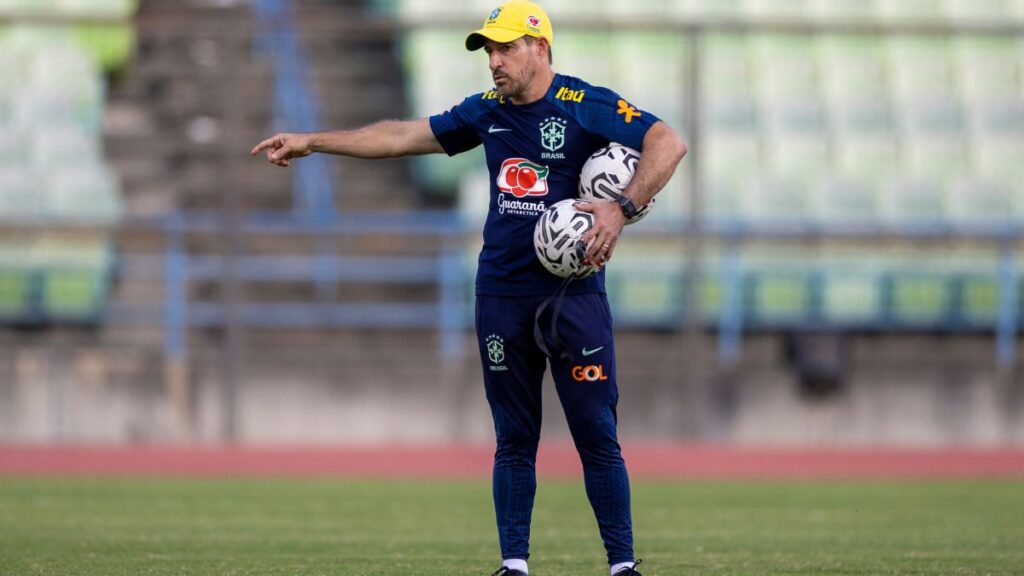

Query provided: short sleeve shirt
[429,73,659,296]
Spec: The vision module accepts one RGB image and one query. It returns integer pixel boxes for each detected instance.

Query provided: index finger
[250,136,278,156]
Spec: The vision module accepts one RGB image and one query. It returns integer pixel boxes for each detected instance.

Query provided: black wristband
[616,195,639,219]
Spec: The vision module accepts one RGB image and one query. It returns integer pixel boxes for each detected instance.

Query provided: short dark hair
[522,35,553,64]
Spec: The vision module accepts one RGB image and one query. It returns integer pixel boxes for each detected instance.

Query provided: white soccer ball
[578,143,654,224]
[533,199,601,279]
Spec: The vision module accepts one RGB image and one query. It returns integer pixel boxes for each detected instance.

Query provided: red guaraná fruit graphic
[503,160,548,197]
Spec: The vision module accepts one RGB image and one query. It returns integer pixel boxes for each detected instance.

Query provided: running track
[2,444,1023,479]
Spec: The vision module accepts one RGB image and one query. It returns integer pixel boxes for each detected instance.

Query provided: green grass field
[1,478,1022,575]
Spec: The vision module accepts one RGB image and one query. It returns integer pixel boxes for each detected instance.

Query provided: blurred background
[0,0,1022,447]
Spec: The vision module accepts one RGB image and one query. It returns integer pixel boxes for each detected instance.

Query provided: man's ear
[538,37,551,62]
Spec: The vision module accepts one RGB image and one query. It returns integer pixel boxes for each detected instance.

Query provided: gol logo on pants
[572,365,608,382]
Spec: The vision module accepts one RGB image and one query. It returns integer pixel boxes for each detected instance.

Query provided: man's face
[484,37,544,100]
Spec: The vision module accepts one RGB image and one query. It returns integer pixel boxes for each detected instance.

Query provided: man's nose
[489,52,501,71]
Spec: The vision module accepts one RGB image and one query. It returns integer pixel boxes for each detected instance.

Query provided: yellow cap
[465,0,554,51]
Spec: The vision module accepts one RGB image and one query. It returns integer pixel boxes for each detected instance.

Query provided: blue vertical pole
[164,216,187,364]
[996,240,1017,368]
[439,235,465,363]
[163,215,190,440]
[718,237,743,365]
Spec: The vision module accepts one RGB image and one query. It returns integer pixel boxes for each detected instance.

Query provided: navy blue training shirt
[430,73,660,297]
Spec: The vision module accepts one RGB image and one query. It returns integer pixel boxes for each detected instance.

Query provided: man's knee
[570,416,623,467]
[494,429,540,467]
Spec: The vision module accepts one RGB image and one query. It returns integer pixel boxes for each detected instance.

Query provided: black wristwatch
[615,195,639,220]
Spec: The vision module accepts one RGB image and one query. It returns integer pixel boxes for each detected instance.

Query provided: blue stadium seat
[742,250,816,326]
[38,240,114,322]
[946,249,1003,327]
[606,243,683,327]
[820,252,884,326]
[886,253,954,327]
[0,244,36,321]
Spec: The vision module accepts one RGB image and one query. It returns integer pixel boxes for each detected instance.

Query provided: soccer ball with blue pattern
[578,143,654,225]
[533,199,601,279]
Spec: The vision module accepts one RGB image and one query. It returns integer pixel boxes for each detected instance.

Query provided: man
[251,1,686,574]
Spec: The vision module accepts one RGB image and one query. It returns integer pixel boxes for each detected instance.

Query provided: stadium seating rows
[388,2,1024,329]
[0,0,135,324]
[390,0,1024,22]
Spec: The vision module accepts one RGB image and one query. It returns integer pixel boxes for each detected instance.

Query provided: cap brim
[465,27,526,51]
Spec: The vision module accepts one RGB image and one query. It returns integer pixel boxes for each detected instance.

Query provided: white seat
[818,36,889,107]
[832,131,901,189]
[395,0,463,17]
[557,32,616,88]
[0,0,60,12]
[457,169,489,227]
[54,0,136,17]
[762,102,830,186]
[738,177,809,226]
[899,100,970,185]
[14,87,101,133]
[970,102,1024,186]
[403,31,487,119]
[605,0,669,18]
[742,0,807,20]
[952,37,1021,106]
[875,0,946,21]
[809,179,878,227]
[702,33,755,101]
[44,166,123,224]
[751,33,821,104]
[0,168,43,220]
[542,0,606,18]
[30,125,101,172]
[887,38,957,105]
[945,178,1014,228]
[806,0,875,20]
[879,178,946,227]
[944,0,1014,21]
[672,0,743,20]
[613,32,687,129]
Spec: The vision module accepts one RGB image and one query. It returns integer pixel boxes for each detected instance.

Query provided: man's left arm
[579,120,687,264]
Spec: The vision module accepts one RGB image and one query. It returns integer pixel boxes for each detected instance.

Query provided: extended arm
[250,118,445,167]
[580,120,688,263]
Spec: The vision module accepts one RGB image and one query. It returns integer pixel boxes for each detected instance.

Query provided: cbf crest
[539,117,567,152]
[486,334,508,371]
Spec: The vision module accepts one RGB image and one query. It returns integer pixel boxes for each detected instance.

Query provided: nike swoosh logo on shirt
[488,125,512,133]
[582,346,605,357]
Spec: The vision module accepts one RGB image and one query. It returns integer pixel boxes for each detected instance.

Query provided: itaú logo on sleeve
[572,364,609,382]
[496,158,550,198]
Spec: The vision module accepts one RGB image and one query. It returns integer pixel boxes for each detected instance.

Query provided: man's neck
[510,68,555,106]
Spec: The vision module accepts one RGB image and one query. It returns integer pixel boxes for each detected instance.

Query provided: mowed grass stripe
[1,479,1022,575]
